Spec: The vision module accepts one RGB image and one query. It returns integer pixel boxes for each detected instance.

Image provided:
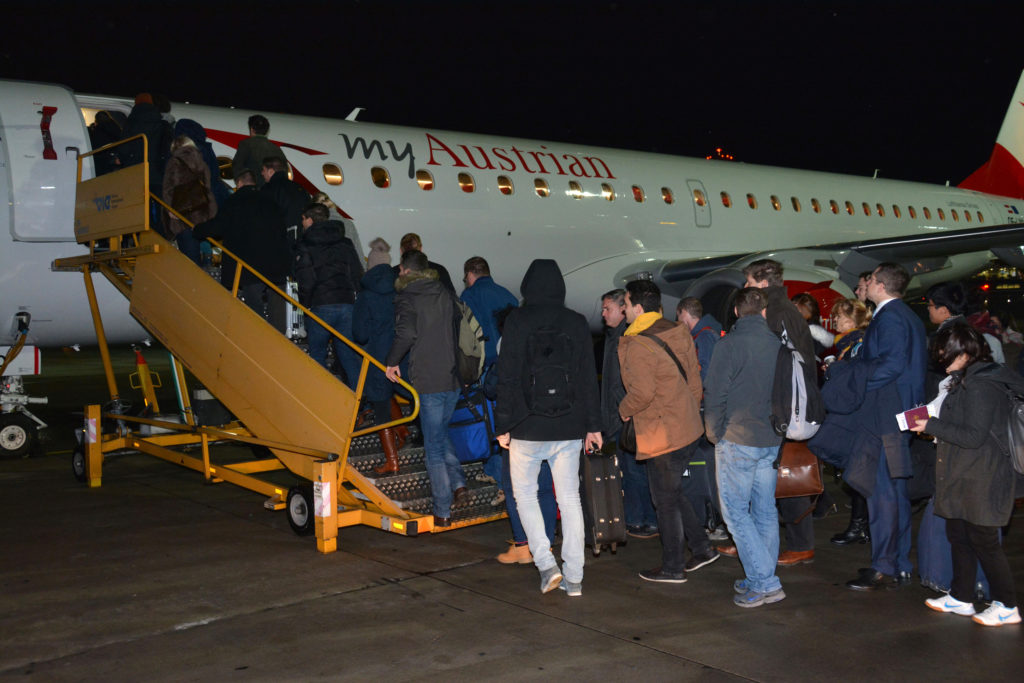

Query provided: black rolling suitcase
[579,448,627,556]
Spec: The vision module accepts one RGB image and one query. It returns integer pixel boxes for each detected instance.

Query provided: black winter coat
[385,270,458,394]
[294,221,363,307]
[192,185,291,287]
[353,264,396,403]
[927,362,1024,526]
[261,171,309,237]
[119,102,172,193]
[600,318,627,436]
[494,259,601,441]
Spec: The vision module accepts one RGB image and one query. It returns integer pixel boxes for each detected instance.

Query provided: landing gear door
[685,179,712,228]
[0,80,89,242]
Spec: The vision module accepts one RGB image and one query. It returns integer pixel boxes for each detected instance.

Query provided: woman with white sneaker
[910,325,1022,627]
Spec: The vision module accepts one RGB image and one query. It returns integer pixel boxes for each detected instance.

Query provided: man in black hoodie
[294,203,364,385]
[261,157,310,245]
[495,259,603,597]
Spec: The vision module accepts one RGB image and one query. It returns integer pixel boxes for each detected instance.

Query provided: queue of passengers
[92,100,1021,624]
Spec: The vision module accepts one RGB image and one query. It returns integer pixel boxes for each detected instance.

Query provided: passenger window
[568,180,584,200]
[892,205,901,218]
[632,185,646,203]
[322,163,344,186]
[498,175,514,195]
[908,206,917,219]
[937,208,946,220]
[978,211,984,224]
[951,209,959,222]
[811,198,821,213]
[721,191,732,208]
[534,178,550,197]
[964,210,972,223]
[601,183,615,201]
[791,197,801,212]
[415,169,434,191]
[924,207,932,219]
[876,203,885,217]
[371,166,390,189]
[862,202,871,216]
[845,201,854,215]
[747,193,758,209]
[458,172,475,193]
[829,200,839,214]
[217,156,234,180]
[770,195,781,211]
[662,187,674,204]
[693,188,707,207]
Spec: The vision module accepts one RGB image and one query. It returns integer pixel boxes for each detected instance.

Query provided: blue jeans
[613,430,657,528]
[510,439,585,584]
[420,391,466,518]
[715,440,782,594]
[501,447,556,546]
[307,303,361,390]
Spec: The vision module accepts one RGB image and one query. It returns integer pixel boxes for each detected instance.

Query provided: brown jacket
[162,145,216,237]
[618,318,703,459]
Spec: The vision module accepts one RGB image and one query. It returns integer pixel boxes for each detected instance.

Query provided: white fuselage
[1,81,1021,346]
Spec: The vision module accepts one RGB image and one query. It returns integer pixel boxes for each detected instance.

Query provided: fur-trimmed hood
[395,268,439,292]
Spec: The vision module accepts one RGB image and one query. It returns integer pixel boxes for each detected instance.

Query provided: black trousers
[947,518,1017,608]
[778,495,815,551]
[646,440,711,573]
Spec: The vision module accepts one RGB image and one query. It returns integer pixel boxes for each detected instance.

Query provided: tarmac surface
[3,346,1023,681]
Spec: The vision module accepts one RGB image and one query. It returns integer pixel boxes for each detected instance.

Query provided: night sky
[4,1,1022,186]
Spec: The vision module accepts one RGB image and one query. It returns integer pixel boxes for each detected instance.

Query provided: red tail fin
[958,72,1024,200]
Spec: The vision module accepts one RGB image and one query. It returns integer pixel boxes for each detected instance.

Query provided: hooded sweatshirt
[494,259,601,441]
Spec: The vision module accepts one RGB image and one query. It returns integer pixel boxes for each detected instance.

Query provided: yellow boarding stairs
[54,136,506,553]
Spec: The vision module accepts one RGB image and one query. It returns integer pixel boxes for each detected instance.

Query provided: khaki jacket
[618,319,703,459]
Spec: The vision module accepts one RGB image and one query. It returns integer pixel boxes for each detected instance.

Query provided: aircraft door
[0,81,89,242]
[685,179,712,228]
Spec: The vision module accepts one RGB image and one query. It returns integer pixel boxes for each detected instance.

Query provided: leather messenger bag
[775,441,824,499]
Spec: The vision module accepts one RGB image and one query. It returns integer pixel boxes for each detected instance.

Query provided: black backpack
[525,325,575,417]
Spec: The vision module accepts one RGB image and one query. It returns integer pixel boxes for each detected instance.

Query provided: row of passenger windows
[287,160,988,225]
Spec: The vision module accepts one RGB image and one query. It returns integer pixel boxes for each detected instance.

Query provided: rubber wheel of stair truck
[287,485,315,536]
[0,413,34,458]
[71,445,87,482]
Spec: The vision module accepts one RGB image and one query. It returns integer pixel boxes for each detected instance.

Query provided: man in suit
[846,262,927,590]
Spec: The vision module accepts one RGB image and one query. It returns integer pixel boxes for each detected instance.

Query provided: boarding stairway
[55,136,505,552]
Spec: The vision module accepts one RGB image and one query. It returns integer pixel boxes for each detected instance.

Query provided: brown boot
[496,542,533,565]
[374,428,400,475]
[389,398,410,449]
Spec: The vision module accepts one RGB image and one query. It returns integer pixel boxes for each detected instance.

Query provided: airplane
[2,72,1023,356]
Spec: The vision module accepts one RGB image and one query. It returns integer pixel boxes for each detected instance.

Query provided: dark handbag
[618,330,688,455]
[775,441,824,498]
[618,418,637,452]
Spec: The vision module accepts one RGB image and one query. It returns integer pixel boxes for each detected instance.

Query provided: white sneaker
[539,566,563,594]
[972,601,1021,626]
[925,593,976,616]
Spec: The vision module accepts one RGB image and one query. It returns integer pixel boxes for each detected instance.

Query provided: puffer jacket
[494,259,601,441]
[385,269,458,394]
[618,318,703,459]
[294,220,363,307]
[927,362,1024,526]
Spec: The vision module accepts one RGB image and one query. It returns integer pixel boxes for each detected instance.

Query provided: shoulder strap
[638,330,688,383]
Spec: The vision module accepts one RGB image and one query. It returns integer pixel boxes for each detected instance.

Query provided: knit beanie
[366,238,391,269]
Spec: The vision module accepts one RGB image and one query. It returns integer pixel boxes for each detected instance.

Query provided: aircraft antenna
[346,107,365,122]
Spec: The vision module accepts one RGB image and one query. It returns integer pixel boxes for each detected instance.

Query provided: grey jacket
[600,319,627,436]
[703,314,783,448]
[385,269,458,395]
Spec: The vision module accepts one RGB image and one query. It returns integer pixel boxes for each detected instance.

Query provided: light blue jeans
[715,439,782,594]
[510,439,585,584]
[420,391,466,518]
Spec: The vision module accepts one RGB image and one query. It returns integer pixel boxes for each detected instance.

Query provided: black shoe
[433,515,451,528]
[684,549,721,572]
[639,567,687,583]
[831,518,869,546]
[627,524,659,539]
[894,571,913,587]
[846,569,893,591]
